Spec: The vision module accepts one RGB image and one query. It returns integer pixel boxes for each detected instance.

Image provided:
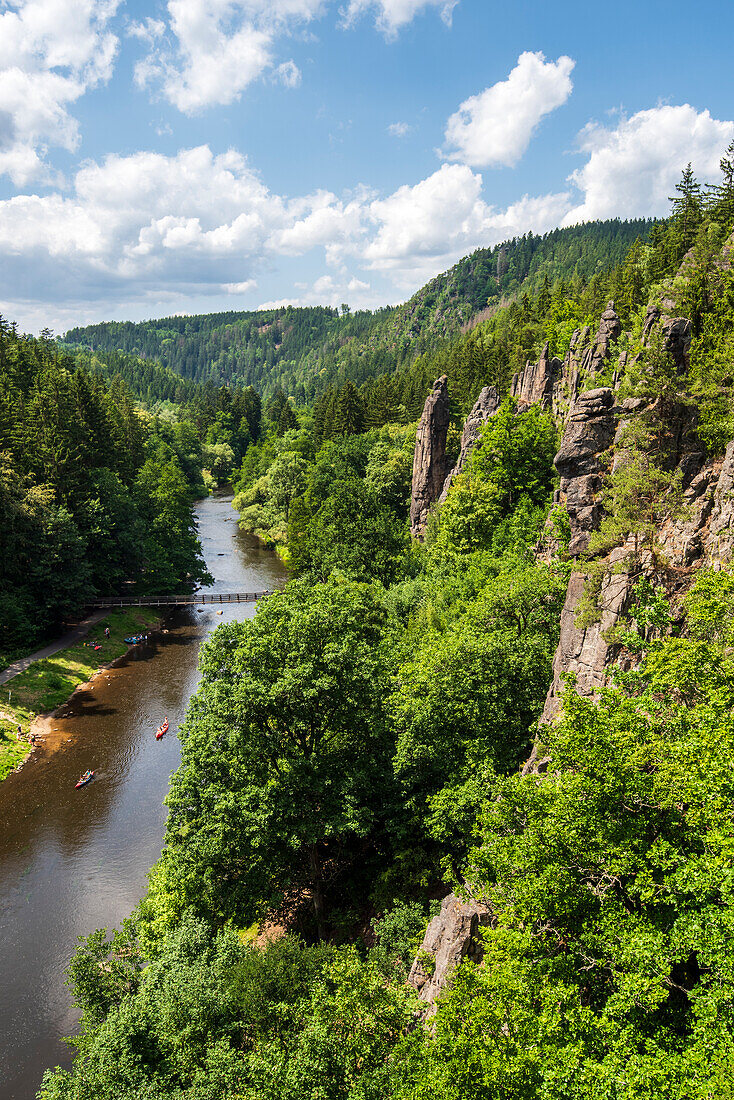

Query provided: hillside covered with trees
[36,152,734,1100]
[0,325,263,664]
[62,219,654,403]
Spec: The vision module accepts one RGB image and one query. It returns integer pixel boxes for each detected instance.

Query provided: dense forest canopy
[35,156,734,1099]
[62,219,655,403]
[0,324,262,662]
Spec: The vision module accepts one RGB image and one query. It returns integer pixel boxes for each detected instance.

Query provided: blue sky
[0,0,732,333]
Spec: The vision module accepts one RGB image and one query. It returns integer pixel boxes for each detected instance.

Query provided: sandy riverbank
[0,608,164,781]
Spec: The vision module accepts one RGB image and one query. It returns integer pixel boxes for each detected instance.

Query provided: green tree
[140,576,397,942]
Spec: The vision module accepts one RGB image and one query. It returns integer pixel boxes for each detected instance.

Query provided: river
[0,494,288,1100]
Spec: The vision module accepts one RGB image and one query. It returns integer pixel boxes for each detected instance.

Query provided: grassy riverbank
[0,608,161,780]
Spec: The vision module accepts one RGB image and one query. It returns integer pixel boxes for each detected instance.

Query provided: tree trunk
[309,845,327,941]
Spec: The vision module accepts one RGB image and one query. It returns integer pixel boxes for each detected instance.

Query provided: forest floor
[0,607,161,781]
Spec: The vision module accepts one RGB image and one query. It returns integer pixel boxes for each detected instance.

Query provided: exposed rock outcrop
[554,388,616,557]
[439,384,500,502]
[408,893,492,1009]
[513,305,622,423]
[707,442,734,562]
[581,301,622,376]
[642,305,692,372]
[537,547,634,730]
[410,375,450,540]
[511,341,561,409]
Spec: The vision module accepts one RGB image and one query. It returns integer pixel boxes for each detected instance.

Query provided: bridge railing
[89,591,274,608]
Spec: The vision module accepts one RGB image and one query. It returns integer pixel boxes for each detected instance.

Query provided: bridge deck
[90,591,273,608]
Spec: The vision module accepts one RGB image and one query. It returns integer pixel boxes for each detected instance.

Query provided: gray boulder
[408,893,492,1008]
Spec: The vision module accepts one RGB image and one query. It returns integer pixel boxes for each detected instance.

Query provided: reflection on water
[0,495,287,1100]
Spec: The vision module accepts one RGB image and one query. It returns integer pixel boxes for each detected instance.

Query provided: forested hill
[38,156,734,1099]
[63,218,654,401]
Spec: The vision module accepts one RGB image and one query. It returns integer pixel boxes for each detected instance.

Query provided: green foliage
[415,607,734,1099]
[428,399,558,559]
[63,221,655,413]
[0,325,215,651]
[40,188,734,1099]
[684,564,734,645]
[139,575,398,944]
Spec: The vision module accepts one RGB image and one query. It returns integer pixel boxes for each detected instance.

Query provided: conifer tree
[706,140,734,230]
[335,381,365,437]
[669,163,703,252]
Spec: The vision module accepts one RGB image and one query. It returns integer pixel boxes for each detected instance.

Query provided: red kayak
[75,770,94,789]
[155,718,169,740]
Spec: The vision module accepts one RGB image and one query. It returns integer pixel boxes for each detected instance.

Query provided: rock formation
[642,304,692,372]
[554,387,616,557]
[581,301,622,375]
[410,375,450,540]
[439,384,500,503]
[510,342,561,409]
[536,546,634,731]
[408,893,492,1009]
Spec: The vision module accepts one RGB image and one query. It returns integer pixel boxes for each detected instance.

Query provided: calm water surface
[0,494,288,1100]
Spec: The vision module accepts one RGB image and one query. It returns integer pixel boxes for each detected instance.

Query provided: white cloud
[258,273,374,310]
[0,142,575,321]
[0,0,120,183]
[223,279,258,293]
[127,17,165,43]
[341,0,457,39]
[0,145,367,310]
[358,162,571,286]
[444,51,574,169]
[135,0,325,112]
[275,59,302,87]
[565,104,734,223]
[388,121,411,137]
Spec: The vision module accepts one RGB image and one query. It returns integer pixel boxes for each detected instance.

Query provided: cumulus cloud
[135,0,325,112]
[223,279,258,293]
[357,162,571,286]
[0,143,575,319]
[341,0,457,39]
[565,104,734,223]
[388,121,411,137]
[258,273,374,311]
[444,51,575,169]
[0,145,367,310]
[0,0,120,183]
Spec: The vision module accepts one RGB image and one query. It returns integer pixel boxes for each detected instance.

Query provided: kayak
[75,770,94,789]
[155,719,169,740]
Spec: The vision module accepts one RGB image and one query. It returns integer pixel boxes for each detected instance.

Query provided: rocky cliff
[408,893,492,1012]
[438,384,500,503]
[410,375,450,540]
[407,241,734,1007]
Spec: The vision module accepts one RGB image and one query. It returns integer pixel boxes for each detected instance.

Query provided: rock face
[439,384,500,502]
[554,388,616,557]
[410,376,450,540]
[642,305,692,372]
[512,305,622,422]
[581,302,622,375]
[537,547,634,730]
[708,443,734,562]
[511,342,561,409]
[408,893,492,1008]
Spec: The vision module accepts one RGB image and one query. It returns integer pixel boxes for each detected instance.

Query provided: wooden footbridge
[90,590,274,609]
